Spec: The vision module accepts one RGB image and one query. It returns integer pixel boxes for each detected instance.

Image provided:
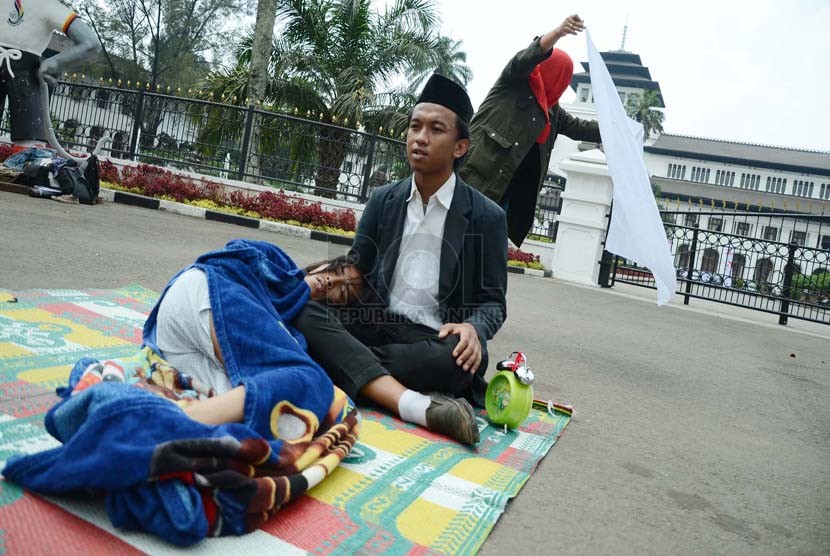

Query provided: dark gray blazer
[350,174,508,342]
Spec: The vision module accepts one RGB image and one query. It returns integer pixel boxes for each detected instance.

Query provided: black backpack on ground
[54,156,101,205]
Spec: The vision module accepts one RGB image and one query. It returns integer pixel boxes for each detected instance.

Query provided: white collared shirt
[388,173,456,330]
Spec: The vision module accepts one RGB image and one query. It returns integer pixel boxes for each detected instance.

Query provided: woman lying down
[2,239,362,546]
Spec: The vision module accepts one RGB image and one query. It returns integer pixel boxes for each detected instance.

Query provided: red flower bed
[100,161,357,232]
[508,246,540,264]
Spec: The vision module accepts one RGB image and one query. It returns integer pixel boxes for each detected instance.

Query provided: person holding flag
[460,14,600,247]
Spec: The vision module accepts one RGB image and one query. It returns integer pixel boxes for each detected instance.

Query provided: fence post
[359,133,378,203]
[128,88,145,161]
[683,223,700,305]
[779,242,797,325]
[597,202,614,287]
[237,105,256,180]
[610,255,619,287]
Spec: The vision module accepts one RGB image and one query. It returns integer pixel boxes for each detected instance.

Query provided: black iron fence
[529,175,565,242]
[1,79,564,237]
[612,209,830,325]
[0,80,409,203]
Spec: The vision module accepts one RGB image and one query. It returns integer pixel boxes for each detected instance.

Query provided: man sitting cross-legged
[296,74,508,445]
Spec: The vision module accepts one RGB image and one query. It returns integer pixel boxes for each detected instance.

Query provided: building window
[790,231,807,246]
[708,217,723,232]
[579,87,590,102]
[792,179,815,198]
[701,249,719,273]
[766,176,771,191]
[731,253,747,280]
[681,166,686,180]
[676,244,691,269]
[821,184,828,200]
[661,212,676,224]
[735,222,751,236]
[740,173,746,187]
[343,161,353,173]
[762,226,778,241]
[693,167,710,183]
[755,258,774,284]
[684,213,699,227]
[730,172,735,186]
[821,235,830,250]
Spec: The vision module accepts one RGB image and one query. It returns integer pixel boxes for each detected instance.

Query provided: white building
[550,48,664,175]
[544,44,830,289]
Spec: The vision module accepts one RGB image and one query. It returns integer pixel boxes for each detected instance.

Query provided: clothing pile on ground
[2,346,360,546]
[1,146,100,204]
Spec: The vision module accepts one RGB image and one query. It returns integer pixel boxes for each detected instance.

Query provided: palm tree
[406,35,472,93]
[245,0,278,180]
[626,89,664,140]
[247,0,279,106]
[202,0,443,194]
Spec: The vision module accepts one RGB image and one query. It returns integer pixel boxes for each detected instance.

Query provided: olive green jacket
[459,38,601,246]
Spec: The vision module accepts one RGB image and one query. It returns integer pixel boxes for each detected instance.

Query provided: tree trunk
[244,0,278,183]
[315,127,349,198]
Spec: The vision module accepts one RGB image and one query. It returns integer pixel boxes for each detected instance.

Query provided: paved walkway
[1,191,828,555]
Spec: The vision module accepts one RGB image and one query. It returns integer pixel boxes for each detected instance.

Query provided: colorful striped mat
[0,285,571,555]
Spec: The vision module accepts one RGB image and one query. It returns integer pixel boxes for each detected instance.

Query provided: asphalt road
[2,191,829,556]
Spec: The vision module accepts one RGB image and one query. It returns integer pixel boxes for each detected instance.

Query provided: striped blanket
[2,347,360,546]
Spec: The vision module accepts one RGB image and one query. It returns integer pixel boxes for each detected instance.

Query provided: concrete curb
[100,188,355,246]
[507,265,552,278]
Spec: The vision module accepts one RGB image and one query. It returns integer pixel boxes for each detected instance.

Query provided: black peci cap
[415,73,474,124]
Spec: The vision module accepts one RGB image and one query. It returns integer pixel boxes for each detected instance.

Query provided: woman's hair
[303,253,359,275]
[304,253,365,305]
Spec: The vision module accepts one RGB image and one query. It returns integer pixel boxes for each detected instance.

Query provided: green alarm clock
[485,351,535,429]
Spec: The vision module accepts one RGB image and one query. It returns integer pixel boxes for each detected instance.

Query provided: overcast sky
[434,0,830,152]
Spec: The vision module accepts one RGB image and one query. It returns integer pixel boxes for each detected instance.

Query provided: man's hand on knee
[438,323,481,374]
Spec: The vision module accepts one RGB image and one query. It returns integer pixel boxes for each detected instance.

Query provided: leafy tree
[73,0,245,152]
[626,89,664,140]
[77,0,244,88]
[201,0,448,194]
[406,35,472,93]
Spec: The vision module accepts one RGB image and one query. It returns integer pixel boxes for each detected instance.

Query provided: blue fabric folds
[2,240,362,546]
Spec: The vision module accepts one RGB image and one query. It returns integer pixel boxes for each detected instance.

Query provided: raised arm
[40,19,101,82]
[555,105,602,143]
[501,14,586,82]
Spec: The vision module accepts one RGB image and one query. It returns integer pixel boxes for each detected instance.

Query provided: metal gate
[611,210,830,325]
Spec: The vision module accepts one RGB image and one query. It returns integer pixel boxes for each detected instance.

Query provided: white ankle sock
[397,389,431,427]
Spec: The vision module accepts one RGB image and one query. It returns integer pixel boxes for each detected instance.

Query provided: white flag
[586,31,677,305]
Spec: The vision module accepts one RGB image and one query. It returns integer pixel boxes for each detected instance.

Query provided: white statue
[0,0,103,159]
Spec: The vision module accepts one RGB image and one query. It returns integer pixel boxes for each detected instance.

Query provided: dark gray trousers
[294,301,488,405]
